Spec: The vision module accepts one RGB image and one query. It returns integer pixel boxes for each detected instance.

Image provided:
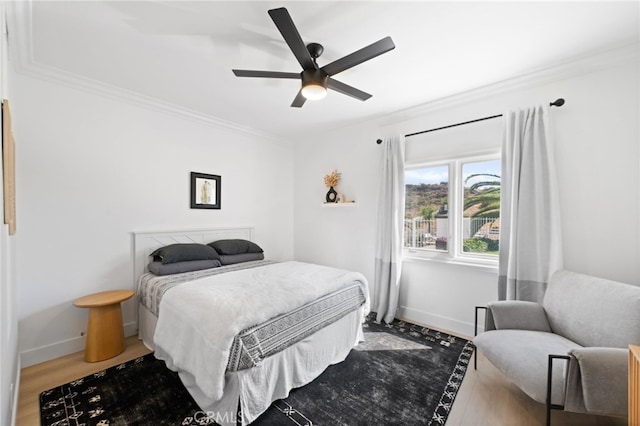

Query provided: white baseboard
[123,321,137,338]
[20,321,138,368]
[396,306,478,339]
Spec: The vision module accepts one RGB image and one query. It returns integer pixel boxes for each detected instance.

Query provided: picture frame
[190,172,221,209]
[2,100,16,235]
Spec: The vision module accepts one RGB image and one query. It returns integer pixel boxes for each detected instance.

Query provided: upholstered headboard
[132,227,254,289]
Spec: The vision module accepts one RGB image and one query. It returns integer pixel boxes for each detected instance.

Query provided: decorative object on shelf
[326,187,338,203]
[324,169,341,203]
[191,172,221,209]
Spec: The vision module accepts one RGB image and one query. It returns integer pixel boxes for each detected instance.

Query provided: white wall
[294,46,640,337]
[293,122,380,283]
[11,72,294,367]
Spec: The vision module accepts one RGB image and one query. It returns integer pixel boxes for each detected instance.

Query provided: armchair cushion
[473,330,581,406]
[564,347,628,417]
[487,301,551,332]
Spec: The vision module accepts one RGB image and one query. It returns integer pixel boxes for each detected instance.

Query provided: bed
[132,228,369,425]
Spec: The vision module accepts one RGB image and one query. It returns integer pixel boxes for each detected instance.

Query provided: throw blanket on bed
[228,282,365,371]
[153,261,369,403]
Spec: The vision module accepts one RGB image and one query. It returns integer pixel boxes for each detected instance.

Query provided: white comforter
[153,261,369,403]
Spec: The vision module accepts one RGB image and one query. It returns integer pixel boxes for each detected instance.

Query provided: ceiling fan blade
[321,36,395,77]
[327,78,372,101]
[291,90,306,108]
[268,8,317,70]
[232,70,300,79]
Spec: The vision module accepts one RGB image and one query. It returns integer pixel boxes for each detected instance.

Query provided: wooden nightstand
[73,290,134,362]
[631,345,640,426]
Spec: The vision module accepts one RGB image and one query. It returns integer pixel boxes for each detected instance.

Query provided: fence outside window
[404,217,500,249]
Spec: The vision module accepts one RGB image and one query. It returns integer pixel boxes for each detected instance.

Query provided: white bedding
[153,260,369,405]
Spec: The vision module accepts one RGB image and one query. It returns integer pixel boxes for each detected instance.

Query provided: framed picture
[2,100,16,235]
[190,172,221,209]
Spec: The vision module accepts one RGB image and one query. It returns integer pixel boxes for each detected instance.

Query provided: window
[462,159,500,255]
[404,165,449,252]
[404,156,501,262]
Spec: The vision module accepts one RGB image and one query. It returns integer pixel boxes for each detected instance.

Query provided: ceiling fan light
[301,83,327,100]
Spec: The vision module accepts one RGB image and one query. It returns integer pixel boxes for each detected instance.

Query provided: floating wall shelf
[322,202,357,207]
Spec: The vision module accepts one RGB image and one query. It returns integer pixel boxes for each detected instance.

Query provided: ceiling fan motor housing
[301,69,329,100]
[302,69,328,87]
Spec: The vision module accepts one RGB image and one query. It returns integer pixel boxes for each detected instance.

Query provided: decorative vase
[326,186,338,203]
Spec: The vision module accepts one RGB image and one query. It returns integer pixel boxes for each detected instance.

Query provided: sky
[405,159,500,186]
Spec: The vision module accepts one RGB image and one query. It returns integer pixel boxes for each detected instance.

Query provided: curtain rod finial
[376,139,382,144]
[550,98,565,107]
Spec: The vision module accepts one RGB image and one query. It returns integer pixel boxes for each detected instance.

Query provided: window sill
[403,251,498,272]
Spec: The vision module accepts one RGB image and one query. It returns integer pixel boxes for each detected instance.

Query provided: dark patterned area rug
[40,313,472,426]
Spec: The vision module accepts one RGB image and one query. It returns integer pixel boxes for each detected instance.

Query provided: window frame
[404,151,501,267]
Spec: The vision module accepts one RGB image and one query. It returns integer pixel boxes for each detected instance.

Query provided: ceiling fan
[232,7,395,108]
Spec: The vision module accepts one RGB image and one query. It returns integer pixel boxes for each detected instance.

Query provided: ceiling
[15,1,640,139]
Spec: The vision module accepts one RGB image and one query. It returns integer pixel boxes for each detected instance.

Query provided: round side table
[73,290,134,362]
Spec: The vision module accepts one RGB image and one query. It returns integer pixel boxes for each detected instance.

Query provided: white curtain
[499,105,563,302]
[373,136,405,323]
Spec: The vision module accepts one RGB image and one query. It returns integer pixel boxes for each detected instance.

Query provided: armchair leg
[473,306,487,370]
[546,354,570,426]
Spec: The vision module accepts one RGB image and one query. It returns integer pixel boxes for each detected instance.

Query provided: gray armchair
[473,270,640,425]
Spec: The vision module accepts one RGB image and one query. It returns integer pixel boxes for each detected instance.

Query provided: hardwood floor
[17,336,627,426]
[17,336,151,426]
[447,354,626,426]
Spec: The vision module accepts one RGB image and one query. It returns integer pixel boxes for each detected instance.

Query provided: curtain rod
[376,98,565,144]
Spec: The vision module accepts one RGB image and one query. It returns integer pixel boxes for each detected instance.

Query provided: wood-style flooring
[17,336,627,426]
[17,336,151,426]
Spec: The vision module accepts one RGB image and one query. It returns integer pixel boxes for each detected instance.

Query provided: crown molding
[376,41,639,127]
[5,1,283,143]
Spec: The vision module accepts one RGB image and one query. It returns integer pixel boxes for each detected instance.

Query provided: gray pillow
[148,259,221,276]
[219,252,264,265]
[150,243,221,264]
[207,239,263,255]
